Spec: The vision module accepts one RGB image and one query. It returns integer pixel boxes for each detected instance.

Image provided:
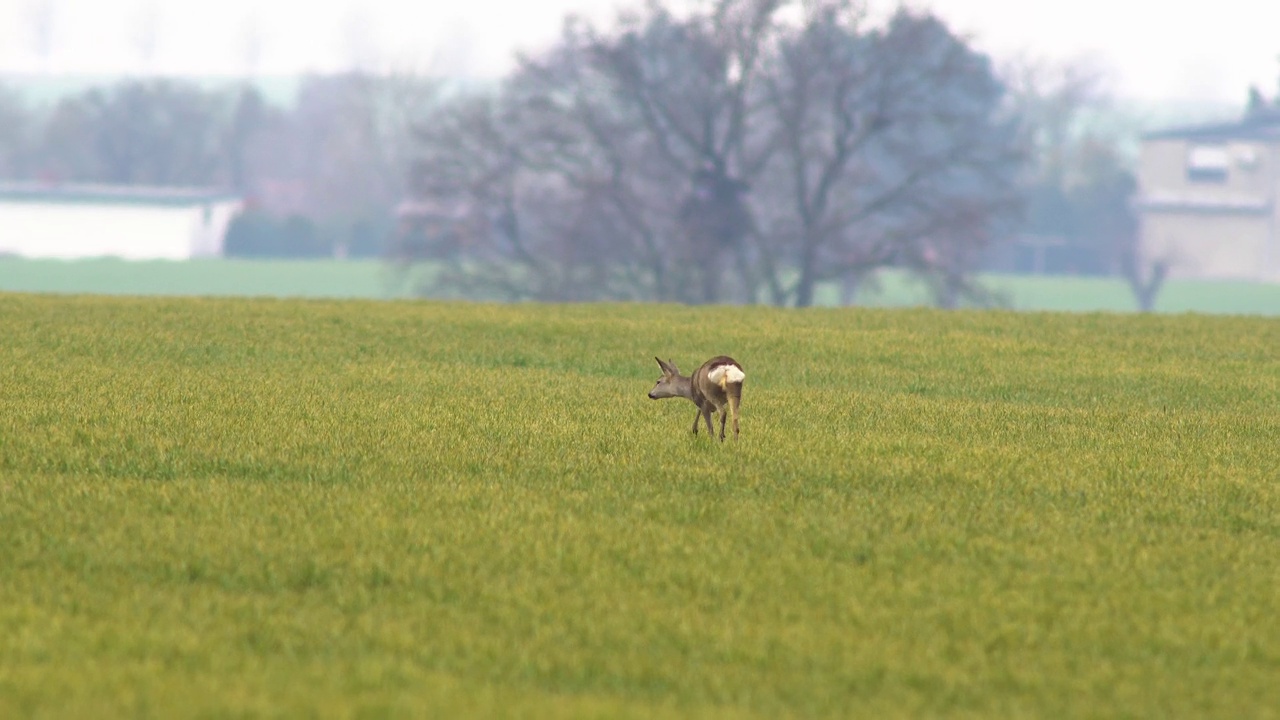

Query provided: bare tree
[590,0,784,303]
[224,86,266,193]
[410,4,785,302]
[1122,252,1167,313]
[275,73,439,254]
[1001,57,1111,188]
[1004,55,1146,289]
[0,86,33,177]
[409,76,651,301]
[758,3,1023,307]
[406,0,1025,306]
[408,1,784,303]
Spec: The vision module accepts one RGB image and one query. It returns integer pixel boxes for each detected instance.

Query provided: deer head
[648,357,686,399]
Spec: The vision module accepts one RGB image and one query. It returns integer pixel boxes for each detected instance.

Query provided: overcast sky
[0,0,1276,104]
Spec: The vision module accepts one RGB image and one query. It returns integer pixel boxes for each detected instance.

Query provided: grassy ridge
[1,294,1278,718]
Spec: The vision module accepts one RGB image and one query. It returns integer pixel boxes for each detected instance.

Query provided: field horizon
[2,292,1277,718]
[3,256,1279,315]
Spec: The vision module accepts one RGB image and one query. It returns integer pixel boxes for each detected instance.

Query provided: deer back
[692,356,744,403]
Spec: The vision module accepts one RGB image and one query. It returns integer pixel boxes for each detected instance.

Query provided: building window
[1186,144,1229,183]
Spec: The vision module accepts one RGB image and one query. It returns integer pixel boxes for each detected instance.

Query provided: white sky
[0,0,1277,104]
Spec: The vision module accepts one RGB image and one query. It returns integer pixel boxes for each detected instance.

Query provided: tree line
[0,0,1153,307]
[401,0,1142,307]
[0,72,433,259]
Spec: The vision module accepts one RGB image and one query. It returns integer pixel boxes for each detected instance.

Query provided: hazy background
[2,0,1279,313]
[1,0,1276,103]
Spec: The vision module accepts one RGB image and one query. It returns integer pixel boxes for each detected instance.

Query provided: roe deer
[648,356,745,440]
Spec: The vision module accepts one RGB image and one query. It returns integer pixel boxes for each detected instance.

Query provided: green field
[3,257,1280,314]
[0,258,406,300]
[1,294,1278,718]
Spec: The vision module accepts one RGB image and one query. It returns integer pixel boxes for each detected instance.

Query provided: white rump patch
[708,364,745,385]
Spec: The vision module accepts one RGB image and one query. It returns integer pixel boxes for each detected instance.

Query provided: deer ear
[666,359,679,375]
[655,356,669,374]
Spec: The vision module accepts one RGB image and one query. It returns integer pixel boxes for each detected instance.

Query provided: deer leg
[702,406,715,437]
[690,408,701,435]
[728,388,741,439]
[718,408,727,441]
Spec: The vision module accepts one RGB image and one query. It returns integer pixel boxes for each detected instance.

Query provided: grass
[1,294,1278,718]
[830,271,1280,315]
[4,257,1280,314]
[0,257,406,299]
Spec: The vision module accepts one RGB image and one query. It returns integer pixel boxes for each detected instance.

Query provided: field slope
[1,294,1277,718]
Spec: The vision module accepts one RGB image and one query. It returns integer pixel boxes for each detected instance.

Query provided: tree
[1001,58,1142,278]
[1,69,432,260]
[585,0,782,303]
[224,86,267,193]
[407,87,610,300]
[0,85,34,178]
[1122,249,1167,313]
[406,0,1024,306]
[1243,61,1280,121]
[224,209,327,258]
[285,72,437,254]
[758,4,1022,307]
[39,80,226,186]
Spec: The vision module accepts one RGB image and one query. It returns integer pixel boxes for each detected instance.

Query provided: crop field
[1,293,1278,718]
[4,256,1280,314]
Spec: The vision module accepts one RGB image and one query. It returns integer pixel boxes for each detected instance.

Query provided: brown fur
[648,356,745,440]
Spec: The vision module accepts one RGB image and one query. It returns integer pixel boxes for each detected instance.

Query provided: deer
[648,356,745,441]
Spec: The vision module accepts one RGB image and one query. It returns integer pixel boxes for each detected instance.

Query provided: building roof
[1143,113,1280,142]
[0,182,241,207]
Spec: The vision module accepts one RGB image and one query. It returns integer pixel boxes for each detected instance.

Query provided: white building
[0,183,244,260]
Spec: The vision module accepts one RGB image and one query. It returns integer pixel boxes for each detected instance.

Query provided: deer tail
[708,364,746,391]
